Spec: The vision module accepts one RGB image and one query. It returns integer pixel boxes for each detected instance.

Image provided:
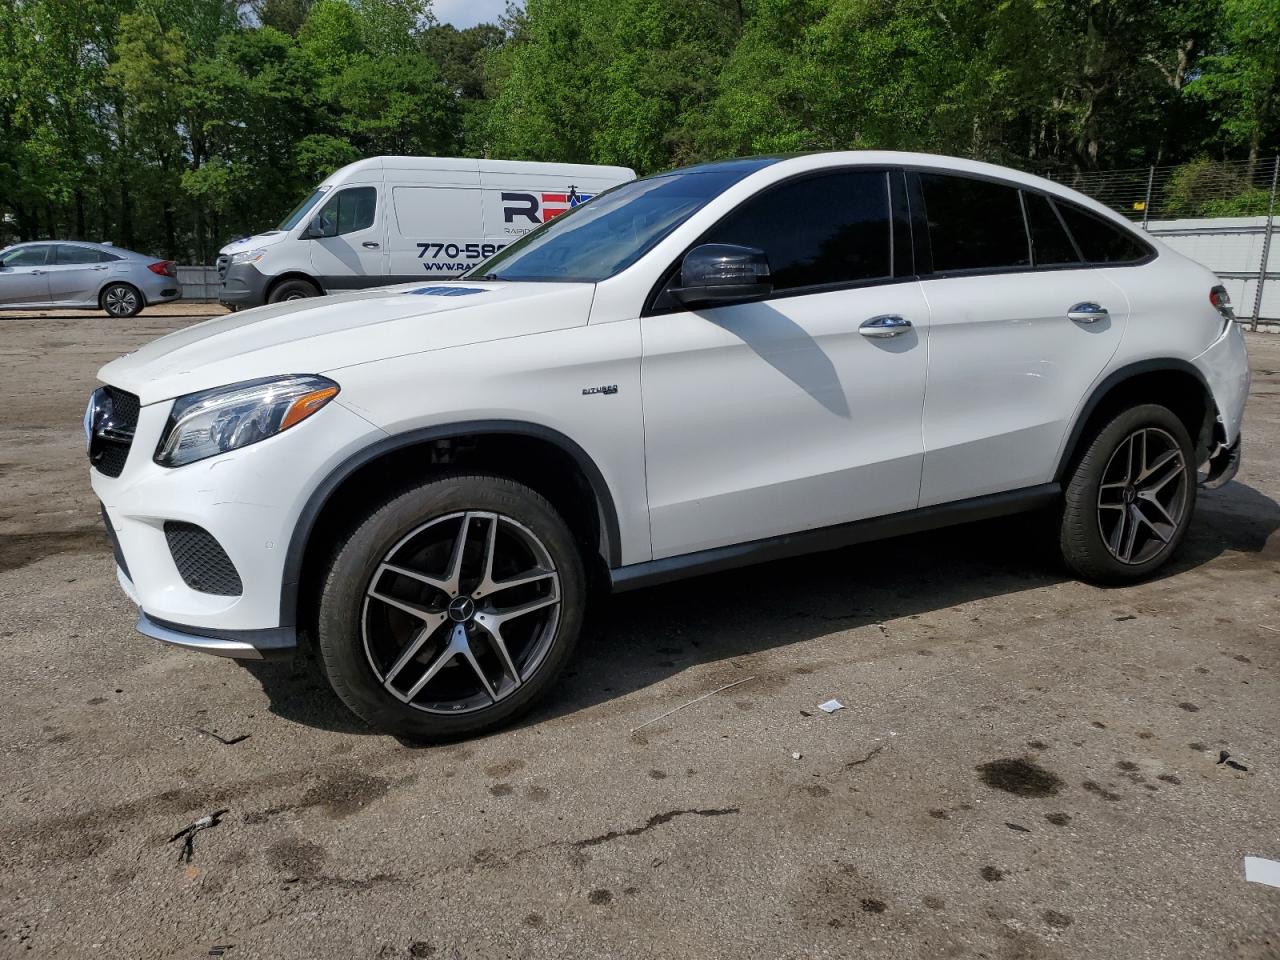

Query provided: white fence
[1144,216,1278,324]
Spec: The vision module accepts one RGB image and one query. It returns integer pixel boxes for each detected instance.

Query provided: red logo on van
[502,186,594,225]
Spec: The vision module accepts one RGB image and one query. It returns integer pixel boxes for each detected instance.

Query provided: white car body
[91,150,1249,663]
[215,156,636,309]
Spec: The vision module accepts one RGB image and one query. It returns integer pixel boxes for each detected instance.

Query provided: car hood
[97,281,596,405]
[219,231,289,256]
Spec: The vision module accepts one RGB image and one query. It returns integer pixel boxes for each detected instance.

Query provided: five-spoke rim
[1097,427,1188,565]
[361,511,560,714]
[105,286,138,316]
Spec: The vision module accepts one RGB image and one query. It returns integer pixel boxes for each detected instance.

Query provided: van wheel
[1059,403,1196,583]
[268,278,320,303]
[316,474,585,741]
[101,283,143,318]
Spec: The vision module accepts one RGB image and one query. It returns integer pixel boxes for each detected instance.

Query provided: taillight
[148,260,177,278]
[1210,284,1234,321]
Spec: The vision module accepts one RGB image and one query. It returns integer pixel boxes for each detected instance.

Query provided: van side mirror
[304,215,332,240]
[671,244,772,308]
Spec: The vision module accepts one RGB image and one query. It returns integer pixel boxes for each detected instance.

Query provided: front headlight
[154,375,339,467]
[229,248,267,264]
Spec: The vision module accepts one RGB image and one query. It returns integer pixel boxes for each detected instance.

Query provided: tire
[268,278,320,303]
[316,474,586,740]
[1059,403,1196,583]
[101,283,143,318]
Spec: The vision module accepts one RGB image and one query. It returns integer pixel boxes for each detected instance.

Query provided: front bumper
[218,262,271,308]
[93,393,384,655]
[1201,435,1241,489]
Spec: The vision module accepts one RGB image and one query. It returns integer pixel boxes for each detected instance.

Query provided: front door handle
[859,315,913,338]
[362,241,381,249]
[1067,302,1109,323]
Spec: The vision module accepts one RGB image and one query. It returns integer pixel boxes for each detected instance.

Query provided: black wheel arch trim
[1053,357,1214,483]
[278,419,622,627]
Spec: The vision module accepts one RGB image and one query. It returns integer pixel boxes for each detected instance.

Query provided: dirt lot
[0,307,1277,960]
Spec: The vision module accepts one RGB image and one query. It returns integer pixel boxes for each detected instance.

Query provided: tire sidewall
[268,279,319,303]
[1064,403,1197,581]
[317,475,585,740]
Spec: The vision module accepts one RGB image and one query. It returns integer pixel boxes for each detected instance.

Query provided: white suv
[89,152,1249,739]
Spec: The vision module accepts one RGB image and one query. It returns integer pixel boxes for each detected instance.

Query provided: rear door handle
[1067,302,1109,323]
[859,315,912,338]
[362,241,381,249]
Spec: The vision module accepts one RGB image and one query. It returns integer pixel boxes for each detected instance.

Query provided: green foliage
[1,0,1277,256]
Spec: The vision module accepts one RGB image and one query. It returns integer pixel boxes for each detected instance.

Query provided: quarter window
[315,187,377,237]
[699,170,892,291]
[1053,200,1152,264]
[919,174,1030,272]
[1023,193,1081,266]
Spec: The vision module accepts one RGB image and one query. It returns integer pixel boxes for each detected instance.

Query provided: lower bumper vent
[164,522,243,596]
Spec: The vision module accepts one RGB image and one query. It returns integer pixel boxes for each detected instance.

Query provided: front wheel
[1059,403,1196,583]
[268,278,320,303]
[317,474,585,740]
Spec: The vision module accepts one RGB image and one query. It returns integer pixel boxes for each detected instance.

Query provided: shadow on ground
[240,478,1280,738]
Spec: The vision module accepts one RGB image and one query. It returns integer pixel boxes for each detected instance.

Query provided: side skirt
[608,483,1062,593]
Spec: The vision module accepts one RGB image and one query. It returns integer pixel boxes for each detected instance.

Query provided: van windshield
[277,186,331,231]
[465,166,766,283]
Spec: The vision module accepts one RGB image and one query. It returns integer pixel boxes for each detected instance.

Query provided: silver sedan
[0,241,182,317]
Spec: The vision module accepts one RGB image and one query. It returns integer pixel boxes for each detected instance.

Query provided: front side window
[314,187,377,237]
[55,244,108,265]
[1053,201,1152,264]
[699,170,892,291]
[919,173,1030,272]
[1,245,52,267]
[1023,193,1081,267]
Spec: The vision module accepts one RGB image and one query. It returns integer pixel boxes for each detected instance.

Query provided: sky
[433,0,517,28]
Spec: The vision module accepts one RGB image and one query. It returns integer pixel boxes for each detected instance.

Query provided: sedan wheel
[102,284,141,318]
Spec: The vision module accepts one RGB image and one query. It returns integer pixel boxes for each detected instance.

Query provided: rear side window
[1023,193,1081,266]
[316,186,377,237]
[1053,200,1152,264]
[700,170,892,291]
[55,245,110,265]
[919,174,1030,272]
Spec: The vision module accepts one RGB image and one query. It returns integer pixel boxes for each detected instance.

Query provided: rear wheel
[268,278,320,303]
[316,474,585,740]
[1059,403,1196,583]
[101,283,143,318]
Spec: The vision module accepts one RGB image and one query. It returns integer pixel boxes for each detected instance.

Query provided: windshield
[277,186,331,231]
[465,167,764,283]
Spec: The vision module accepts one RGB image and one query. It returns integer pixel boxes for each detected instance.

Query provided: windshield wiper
[472,273,508,281]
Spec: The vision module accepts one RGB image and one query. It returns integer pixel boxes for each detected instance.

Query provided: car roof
[2,240,148,258]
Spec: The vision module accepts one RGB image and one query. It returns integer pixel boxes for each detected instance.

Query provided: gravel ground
[0,310,1277,960]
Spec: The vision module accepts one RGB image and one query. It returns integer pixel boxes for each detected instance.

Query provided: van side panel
[384,167,484,283]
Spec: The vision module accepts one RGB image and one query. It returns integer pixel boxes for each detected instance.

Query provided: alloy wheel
[361,511,561,714]
[1096,427,1189,565]
[104,286,138,317]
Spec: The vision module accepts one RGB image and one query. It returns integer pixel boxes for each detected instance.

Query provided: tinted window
[316,186,377,237]
[55,245,108,265]
[1023,193,1080,266]
[701,170,891,291]
[1,245,51,267]
[919,174,1030,272]
[1053,201,1151,264]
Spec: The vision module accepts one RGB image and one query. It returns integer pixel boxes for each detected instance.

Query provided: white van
[216,156,636,308]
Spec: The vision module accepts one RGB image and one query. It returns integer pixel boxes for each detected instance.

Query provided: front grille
[164,522,243,596]
[90,386,140,478]
[216,254,229,281]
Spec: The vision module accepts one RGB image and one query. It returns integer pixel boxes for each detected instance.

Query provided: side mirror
[304,215,328,240]
[671,244,771,308]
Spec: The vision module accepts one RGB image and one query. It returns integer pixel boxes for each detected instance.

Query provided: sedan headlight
[229,248,267,264]
[154,375,339,467]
